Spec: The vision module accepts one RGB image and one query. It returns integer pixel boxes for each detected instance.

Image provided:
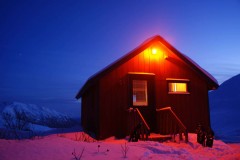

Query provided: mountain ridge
[1,102,76,128]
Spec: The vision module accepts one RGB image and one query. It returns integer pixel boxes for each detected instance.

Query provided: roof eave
[75,36,159,99]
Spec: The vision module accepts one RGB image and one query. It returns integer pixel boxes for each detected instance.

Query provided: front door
[128,73,156,131]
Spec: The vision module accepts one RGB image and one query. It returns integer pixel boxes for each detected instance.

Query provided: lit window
[168,82,188,94]
[133,80,148,106]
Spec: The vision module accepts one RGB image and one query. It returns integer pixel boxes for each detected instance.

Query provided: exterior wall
[81,84,100,138]
[98,65,129,139]
[90,41,211,139]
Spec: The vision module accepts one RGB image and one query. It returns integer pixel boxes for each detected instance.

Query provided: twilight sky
[1,0,240,116]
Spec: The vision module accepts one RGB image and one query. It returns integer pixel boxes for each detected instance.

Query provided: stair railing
[128,107,150,141]
[156,106,188,142]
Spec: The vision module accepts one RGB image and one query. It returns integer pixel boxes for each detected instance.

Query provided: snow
[0,133,239,160]
[31,123,53,132]
[1,102,75,128]
[209,74,240,143]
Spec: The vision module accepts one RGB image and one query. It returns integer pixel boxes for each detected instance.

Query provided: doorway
[128,72,156,131]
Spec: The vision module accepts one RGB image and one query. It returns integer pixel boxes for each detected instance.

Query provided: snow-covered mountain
[1,102,75,128]
[209,74,240,143]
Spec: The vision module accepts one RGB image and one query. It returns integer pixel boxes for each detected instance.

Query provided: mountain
[209,74,240,143]
[1,102,76,128]
[0,102,12,112]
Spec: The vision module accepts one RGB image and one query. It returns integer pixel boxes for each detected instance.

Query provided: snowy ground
[0,132,239,160]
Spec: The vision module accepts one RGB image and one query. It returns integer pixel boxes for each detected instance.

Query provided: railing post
[179,132,183,141]
[185,130,188,143]
[128,108,151,141]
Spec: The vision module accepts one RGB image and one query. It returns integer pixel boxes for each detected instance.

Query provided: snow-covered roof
[181,53,218,85]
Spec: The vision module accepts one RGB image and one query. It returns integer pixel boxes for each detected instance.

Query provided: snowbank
[209,74,240,143]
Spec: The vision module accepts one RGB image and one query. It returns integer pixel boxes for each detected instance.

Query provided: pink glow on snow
[0,133,239,160]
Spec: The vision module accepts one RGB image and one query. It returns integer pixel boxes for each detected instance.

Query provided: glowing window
[133,80,148,106]
[168,82,188,93]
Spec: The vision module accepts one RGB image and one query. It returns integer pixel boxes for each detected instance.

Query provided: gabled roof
[76,35,219,99]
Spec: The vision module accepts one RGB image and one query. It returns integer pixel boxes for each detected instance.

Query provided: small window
[133,80,148,106]
[168,82,189,94]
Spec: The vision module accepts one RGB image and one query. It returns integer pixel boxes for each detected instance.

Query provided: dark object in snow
[129,122,142,142]
[206,128,214,148]
[97,145,100,152]
[72,148,84,160]
[196,124,206,146]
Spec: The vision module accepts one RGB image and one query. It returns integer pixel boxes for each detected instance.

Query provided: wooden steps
[147,133,172,141]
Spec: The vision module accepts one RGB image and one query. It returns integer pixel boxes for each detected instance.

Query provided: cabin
[76,35,219,140]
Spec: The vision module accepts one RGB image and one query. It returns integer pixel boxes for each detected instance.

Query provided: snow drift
[209,74,240,143]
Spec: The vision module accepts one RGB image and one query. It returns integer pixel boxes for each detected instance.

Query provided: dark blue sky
[1,0,240,117]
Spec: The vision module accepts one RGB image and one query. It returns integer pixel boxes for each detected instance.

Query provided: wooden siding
[81,84,100,138]
[79,38,216,139]
[91,42,211,139]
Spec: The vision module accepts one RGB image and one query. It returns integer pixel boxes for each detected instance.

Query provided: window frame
[128,72,155,107]
[132,80,148,106]
[166,78,190,94]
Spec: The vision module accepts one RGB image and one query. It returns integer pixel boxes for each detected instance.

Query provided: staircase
[156,107,188,143]
[128,108,172,142]
[148,133,172,142]
[128,107,188,143]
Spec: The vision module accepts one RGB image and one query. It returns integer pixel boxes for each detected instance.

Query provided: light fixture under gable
[151,48,158,55]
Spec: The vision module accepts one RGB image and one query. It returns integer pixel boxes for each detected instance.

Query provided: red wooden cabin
[76,35,219,140]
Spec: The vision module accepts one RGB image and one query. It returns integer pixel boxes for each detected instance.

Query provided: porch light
[151,48,157,55]
[150,47,168,59]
